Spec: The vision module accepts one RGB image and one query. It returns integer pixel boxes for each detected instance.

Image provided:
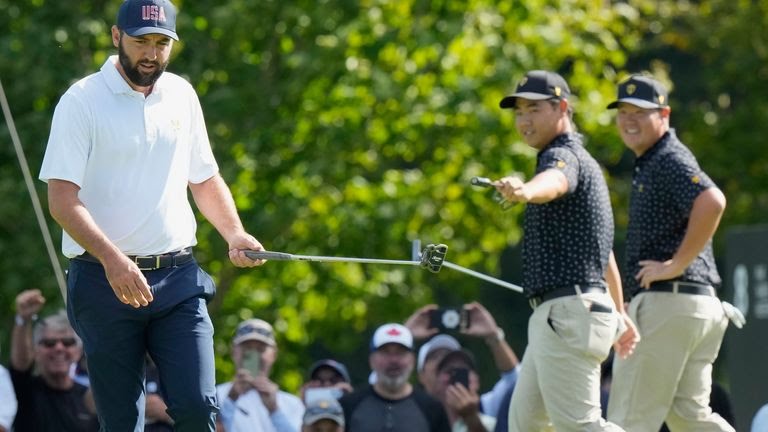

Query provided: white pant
[607,292,733,432]
[508,292,624,432]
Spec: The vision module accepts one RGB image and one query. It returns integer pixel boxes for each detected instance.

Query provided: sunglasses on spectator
[39,337,77,348]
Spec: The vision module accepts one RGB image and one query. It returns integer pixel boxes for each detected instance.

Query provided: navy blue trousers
[67,258,218,432]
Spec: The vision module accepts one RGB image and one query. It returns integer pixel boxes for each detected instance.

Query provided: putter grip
[470,177,493,188]
[243,250,293,261]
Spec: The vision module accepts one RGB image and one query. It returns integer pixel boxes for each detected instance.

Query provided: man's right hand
[227,369,256,401]
[16,289,46,319]
[102,253,153,308]
[404,304,439,340]
[613,311,640,359]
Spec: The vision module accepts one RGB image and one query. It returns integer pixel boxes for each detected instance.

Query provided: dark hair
[547,99,577,132]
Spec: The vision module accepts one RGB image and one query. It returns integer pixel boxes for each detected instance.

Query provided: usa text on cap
[606,75,669,109]
[500,70,571,109]
[118,0,179,40]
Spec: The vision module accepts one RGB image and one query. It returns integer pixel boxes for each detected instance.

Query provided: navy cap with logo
[606,75,668,109]
[303,396,345,426]
[117,0,179,41]
[500,70,571,109]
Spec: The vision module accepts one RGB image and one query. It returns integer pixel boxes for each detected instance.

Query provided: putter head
[470,176,493,188]
[420,244,448,273]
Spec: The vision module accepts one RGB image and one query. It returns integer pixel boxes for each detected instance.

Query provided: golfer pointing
[494,70,638,431]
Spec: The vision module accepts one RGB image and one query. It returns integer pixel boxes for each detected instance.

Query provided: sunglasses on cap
[39,337,77,348]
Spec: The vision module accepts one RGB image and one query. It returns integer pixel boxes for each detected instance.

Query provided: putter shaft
[244,250,420,266]
[442,261,523,293]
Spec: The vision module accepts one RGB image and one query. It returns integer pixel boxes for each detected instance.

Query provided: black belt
[528,285,606,309]
[74,247,194,271]
[648,281,715,297]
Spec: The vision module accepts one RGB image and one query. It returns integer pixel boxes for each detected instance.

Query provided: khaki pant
[607,292,733,432]
[508,292,624,432]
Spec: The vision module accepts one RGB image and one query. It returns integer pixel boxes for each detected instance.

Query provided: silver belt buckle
[134,255,160,271]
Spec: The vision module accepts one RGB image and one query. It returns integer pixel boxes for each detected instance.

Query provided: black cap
[500,70,571,109]
[436,349,477,373]
[117,0,179,41]
[606,75,668,109]
[308,359,351,383]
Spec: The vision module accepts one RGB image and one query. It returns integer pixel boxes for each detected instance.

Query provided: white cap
[417,334,461,371]
[370,323,413,351]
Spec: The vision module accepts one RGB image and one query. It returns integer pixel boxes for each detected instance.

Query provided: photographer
[300,359,353,403]
[434,349,496,432]
[216,318,303,432]
[405,302,519,418]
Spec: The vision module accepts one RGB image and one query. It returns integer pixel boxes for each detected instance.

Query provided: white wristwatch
[486,327,505,344]
[14,314,35,327]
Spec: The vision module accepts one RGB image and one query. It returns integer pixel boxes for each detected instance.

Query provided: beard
[118,39,168,87]
[376,364,413,392]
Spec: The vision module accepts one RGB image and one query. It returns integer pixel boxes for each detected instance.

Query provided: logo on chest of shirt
[170,118,181,132]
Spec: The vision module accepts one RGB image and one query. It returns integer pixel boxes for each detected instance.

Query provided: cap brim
[606,98,663,109]
[375,341,412,351]
[437,349,477,372]
[417,335,461,371]
[124,27,179,41]
[500,93,557,109]
[304,414,344,426]
[309,361,350,383]
[233,334,275,347]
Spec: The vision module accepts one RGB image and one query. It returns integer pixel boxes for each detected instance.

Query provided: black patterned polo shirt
[522,133,614,297]
[625,129,722,295]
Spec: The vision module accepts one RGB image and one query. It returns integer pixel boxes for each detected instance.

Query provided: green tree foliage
[1,0,764,391]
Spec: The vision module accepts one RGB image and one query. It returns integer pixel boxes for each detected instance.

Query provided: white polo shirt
[40,56,218,257]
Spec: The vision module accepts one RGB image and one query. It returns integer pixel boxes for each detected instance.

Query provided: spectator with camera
[434,348,496,432]
[10,288,99,431]
[216,318,304,432]
[405,302,519,418]
[300,359,353,403]
[339,323,450,431]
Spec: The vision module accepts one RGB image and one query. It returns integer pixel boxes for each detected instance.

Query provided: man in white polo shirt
[38,0,266,429]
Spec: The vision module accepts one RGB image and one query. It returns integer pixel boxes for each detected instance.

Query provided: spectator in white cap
[406,303,520,418]
[339,323,450,431]
[302,395,344,432]
[216,318,304,432]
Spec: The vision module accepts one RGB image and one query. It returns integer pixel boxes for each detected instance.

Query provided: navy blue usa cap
[117,0,178,41]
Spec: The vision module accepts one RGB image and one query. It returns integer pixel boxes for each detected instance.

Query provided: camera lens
[441,309,461,329]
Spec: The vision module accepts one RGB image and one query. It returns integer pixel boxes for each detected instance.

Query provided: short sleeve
[39,92,92,186]
[538,146,580,195]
